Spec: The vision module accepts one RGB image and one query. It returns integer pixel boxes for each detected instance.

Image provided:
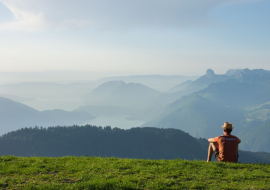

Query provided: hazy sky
[0,0,269,75]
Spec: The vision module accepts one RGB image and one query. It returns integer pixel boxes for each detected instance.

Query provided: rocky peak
[206,69,215,78]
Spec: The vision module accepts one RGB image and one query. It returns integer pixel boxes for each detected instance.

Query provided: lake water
[23,99,146,129]
[81,115,145,129]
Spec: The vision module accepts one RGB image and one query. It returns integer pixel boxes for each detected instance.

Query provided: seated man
[207,122,241,163]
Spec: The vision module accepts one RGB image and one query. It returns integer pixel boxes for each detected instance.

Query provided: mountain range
[1,68,270,154]
[95,75,199,92]
[0,97,95,135]
[82,81,161,108]
[142,69,270,153]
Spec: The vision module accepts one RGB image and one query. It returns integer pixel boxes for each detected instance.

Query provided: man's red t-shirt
[214,134,241,163]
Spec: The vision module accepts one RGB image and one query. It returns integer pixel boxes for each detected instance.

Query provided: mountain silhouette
[82,81,161,108]
[0,97,95,135]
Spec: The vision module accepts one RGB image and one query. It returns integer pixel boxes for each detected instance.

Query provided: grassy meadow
[0,156,269,189]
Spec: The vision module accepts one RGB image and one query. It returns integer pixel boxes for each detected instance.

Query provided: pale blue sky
[0,0,269,75]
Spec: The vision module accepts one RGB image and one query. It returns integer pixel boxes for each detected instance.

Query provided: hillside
[0,97,95,135]
[167,68,270,103]
[238,120,270,152]
[82,81,161,108]
[1,125,269,164]
[143,69,270,152]
[230,68,270,84]
[1,156,270,189]
[167,80,193,93]
[142,91,270,152]
[180,69,229,95]
[198,79,270,108]
[149,69,231,107]
[142,94,242,139]
[81,69,233,122]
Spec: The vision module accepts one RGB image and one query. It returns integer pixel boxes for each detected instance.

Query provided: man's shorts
[214,148,220,161]
[214,149,239,162]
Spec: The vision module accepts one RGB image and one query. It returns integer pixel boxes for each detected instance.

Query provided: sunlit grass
[0,156,269,189]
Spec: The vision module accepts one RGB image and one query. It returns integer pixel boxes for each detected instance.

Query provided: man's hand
[208,138,215,143]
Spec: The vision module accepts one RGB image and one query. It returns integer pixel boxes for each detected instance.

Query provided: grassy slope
[0,156,269,190]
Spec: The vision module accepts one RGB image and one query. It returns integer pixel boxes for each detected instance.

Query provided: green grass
[0,156,269,189]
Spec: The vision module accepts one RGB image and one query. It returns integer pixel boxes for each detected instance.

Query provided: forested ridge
[0,125,204,160]
[0,125,270,163]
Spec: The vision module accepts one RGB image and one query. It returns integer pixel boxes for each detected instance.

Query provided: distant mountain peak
[226,69,244,76]
[206,69,215,78]
[103,80,126,85]
[226,68,270,84]
[83,80,160,107]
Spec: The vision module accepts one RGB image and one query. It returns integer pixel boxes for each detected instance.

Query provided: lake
[81,115,145,129]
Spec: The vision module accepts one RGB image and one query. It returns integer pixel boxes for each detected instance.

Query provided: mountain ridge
[83,80,161,108]
[0,97,95,135]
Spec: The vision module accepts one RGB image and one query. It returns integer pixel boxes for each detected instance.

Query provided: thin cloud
[0,0,258,32]
[0,0,49,31]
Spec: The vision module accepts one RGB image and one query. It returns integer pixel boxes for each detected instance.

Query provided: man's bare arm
[208,138,215,143]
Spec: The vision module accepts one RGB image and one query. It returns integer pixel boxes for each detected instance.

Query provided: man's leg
[207,142,218,162]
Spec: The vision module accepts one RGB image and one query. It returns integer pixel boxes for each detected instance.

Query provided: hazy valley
[1,68,270,156]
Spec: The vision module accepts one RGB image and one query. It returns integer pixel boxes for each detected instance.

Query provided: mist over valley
[1,68,270,155]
